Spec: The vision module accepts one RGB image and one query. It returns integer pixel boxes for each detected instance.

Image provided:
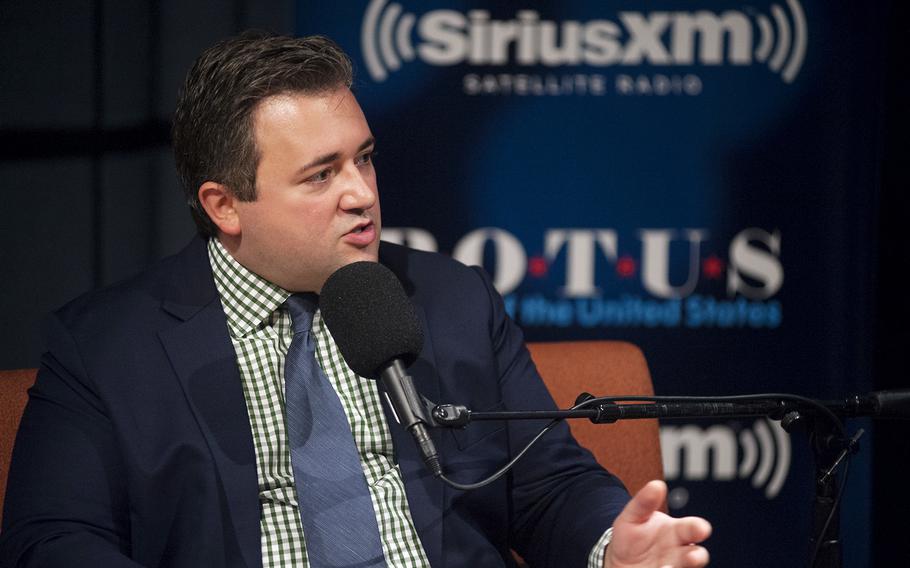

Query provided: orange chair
[0,368,36,526]
[527,341,664,496]
[0,342,662,527]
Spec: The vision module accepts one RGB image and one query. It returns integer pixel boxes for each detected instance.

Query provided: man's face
[230,88,380,292]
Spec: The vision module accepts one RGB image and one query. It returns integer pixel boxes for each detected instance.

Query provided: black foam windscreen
[320,261,424,379]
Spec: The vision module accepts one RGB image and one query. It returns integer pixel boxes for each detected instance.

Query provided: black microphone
[320,261,442,476]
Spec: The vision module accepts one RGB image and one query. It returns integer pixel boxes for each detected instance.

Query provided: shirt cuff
[587,526,614,568]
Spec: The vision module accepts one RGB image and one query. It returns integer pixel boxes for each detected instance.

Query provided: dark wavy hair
[172,31,353,236]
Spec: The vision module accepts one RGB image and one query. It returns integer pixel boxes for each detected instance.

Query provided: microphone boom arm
[429,390,910,428]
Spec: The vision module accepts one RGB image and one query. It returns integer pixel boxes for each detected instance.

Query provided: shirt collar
[207,237,291,338]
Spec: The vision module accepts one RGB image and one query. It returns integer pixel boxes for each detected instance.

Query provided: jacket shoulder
[379,241,482,289]
[52,237,210,339]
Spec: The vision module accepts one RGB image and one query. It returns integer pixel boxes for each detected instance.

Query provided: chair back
[527,341,663,495]
[0,368,37,526]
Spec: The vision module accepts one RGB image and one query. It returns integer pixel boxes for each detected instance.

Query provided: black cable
[437,396,594,491]
[438,418,560,490]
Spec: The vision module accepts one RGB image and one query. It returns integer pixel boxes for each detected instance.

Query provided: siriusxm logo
[362,1,807,83]
[661,419,791,501]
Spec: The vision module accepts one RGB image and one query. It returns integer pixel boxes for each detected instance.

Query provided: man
[0,32,710,567]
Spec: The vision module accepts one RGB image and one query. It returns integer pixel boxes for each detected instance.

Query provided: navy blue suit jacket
[1,237,629,568]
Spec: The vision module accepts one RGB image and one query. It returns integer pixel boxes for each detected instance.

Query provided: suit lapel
[159,301,260,568]
[381,304,445,567]
[157,238,261,568]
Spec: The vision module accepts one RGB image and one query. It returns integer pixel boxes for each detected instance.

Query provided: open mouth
[350,221,372,235]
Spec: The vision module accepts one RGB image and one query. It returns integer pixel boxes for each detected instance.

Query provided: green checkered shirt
[208,238,612,567]
[208,238,430,568]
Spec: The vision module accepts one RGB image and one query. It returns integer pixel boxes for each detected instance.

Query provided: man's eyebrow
[298,136,376,173]
[357,136,376,153]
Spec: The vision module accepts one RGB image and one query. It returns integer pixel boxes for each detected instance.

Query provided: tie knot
[285,293,319,334]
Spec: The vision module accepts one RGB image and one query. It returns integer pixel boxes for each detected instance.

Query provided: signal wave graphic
[737,419,791,498]
[661,418,791,499]
[361,0,808,84]
[754,0,808,83]
[362,0,416,82]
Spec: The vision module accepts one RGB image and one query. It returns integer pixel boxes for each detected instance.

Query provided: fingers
[668,520,711,568]
[619,479,668,524]
[657,545,710,568]
[681,544,710,567]
[673,516,713,544]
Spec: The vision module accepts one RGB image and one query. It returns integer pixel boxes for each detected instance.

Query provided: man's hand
[604,480,711,568]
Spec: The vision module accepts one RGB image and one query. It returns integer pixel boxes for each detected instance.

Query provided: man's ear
[198,182,241,236]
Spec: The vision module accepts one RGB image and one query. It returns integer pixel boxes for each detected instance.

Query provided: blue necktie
[284,293,387,568]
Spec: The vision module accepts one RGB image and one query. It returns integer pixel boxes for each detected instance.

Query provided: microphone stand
[427,393,886,568]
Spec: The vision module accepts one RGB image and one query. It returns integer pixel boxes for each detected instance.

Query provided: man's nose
[338,165,376,211]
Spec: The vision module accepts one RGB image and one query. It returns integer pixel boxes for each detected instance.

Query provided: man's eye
[306,169,331,183]
[356,151,376,166]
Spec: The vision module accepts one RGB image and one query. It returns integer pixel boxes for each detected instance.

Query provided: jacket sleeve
[470,266,630,568]
[0,313,142,567]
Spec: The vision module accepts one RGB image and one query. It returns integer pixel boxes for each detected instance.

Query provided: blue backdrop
[299,1,883,565]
